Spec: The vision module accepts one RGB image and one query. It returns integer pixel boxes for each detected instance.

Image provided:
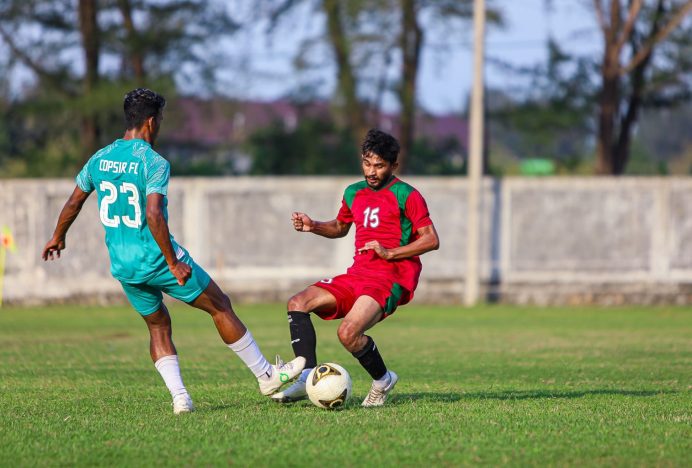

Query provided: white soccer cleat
[362,370,398,407]
[172,393,195,415]
[271,378,308,403]
[258,355,306,396]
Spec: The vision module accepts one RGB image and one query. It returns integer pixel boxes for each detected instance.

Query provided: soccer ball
[306,363,352,409]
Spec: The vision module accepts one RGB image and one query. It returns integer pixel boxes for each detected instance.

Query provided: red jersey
[336,176,433,293]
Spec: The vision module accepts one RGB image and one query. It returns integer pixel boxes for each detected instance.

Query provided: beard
[365,173,392,189]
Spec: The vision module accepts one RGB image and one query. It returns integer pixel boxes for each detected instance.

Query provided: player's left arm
[359,224,440,260]
[42,186,91,261]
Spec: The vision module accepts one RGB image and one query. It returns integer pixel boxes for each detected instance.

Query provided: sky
[219,0,601,115]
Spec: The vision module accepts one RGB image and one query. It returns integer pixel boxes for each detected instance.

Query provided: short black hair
[123,88,166,129]
[361,128,400,164]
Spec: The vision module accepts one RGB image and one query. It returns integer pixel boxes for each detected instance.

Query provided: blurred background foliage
[0,0,690,177]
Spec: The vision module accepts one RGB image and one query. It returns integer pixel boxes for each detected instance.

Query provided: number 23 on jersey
[99,181,142,228]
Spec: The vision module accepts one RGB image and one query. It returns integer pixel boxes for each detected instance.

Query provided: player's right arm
[144,154,190,286]
[146,193,191,286]
[42,186,91,261]
[292,212,351,238]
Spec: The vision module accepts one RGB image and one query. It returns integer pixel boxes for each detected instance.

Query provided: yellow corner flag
[0,226,17,308]
[1,227,16,252]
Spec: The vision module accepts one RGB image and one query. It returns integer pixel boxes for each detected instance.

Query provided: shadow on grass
[386,389,675,405]
[200,389,676,411]
[388,392,462,404]
[461,389,675,400]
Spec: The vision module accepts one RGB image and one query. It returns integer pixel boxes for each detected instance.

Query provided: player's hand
[169,261,192,286]
[42,237,65,261]
[358,241,393,260]
[292,212,314,232]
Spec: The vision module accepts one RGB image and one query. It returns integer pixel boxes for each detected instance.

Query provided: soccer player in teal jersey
[42,88,304,414]
[272,129,440,407]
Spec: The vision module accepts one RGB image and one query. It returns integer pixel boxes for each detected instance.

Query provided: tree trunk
[612,0,664,174]
[612,47,649,174]
[118,0,145,82]
[323,0,368,149]
[595,0,622,175]
[398,0,422,173]
[596,66,619,174]
[594,0,683,175]
[78,0,100,160]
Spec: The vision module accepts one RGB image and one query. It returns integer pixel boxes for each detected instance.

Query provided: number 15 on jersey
[363,206,380,228]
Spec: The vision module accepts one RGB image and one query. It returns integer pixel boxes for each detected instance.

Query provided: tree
[490,1,691,175]
[593,0,692,174]
[247,116,358,175]
[488,40,596,171]
[116,0,145,83]
[263,0,497,172]
[0,0,240,176]
[0,0,99,172]
[322,0,369,146]
[99,0,239,86]
[398,0,423,171]
[635,101,692,172]
[79,0,101,158]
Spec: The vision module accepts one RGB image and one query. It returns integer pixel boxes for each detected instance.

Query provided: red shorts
[312,273,412,321]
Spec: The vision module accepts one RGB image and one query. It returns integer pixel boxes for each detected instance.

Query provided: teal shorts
[120,251,211,316]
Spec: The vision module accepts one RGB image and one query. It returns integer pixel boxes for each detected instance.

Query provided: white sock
[373,370,391,389]
[299,368,313,383]
[228,330,272,379]
[154,355,188,398]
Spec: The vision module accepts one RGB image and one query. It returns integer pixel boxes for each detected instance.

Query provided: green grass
[0,304,690,467]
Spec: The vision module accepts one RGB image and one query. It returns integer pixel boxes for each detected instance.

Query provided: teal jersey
[76,139,181,283]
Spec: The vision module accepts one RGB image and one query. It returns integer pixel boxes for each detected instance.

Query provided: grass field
[0,304,690,466]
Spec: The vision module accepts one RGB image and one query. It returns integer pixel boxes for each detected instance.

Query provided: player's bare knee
[201,288,233,318]
[220,292,233,313]
[337,322,360,351]
[144,310,171,333]
[287,292,310,312]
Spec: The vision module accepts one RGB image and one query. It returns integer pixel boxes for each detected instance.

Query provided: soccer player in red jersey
[272,129,440,407]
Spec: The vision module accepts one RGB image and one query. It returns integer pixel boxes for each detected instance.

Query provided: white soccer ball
[306,363,352,409]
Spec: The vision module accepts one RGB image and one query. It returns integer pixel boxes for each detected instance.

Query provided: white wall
[2,177,691,305]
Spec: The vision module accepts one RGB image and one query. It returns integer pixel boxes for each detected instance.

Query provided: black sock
[352,336,387,380]
[287,311,317,369]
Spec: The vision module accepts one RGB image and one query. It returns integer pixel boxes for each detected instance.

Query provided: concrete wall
[2,177,692,306]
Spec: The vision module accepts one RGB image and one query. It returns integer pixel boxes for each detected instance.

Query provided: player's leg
[337,295,386,370]
[272,286,338,403]
[142,303,176,361]
[286,285,338,371]
[141,305,194,414]
[121,280,193,414]
[187,278,246,343]
[185,278,305,396]
[338,296,399,407]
